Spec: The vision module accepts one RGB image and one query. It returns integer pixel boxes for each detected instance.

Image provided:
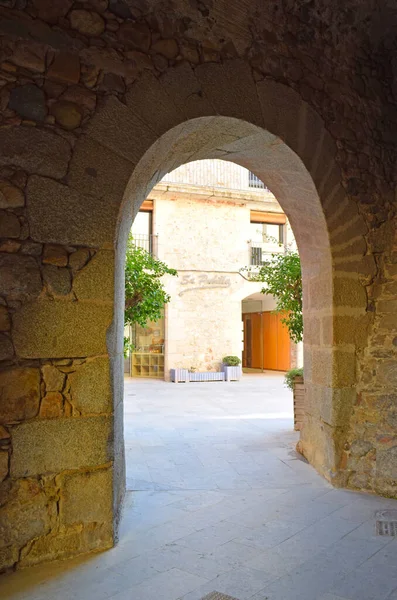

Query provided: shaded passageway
[2,376,397,600]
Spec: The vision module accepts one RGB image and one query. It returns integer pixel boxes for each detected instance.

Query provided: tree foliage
[125,234,177,329]
[249,250,302,344]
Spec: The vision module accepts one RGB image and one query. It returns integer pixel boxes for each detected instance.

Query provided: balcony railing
[161,160,270,193]
[249,241,285,266]
[131,234,158,256]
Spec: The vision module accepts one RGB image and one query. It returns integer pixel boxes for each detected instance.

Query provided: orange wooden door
[262,312,291,371]
[263,312,278,370]
[250,313,262,368]
[276,314,291,370]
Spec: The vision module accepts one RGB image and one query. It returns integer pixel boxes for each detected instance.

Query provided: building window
[250,221,284,245]
[131,210,156,255]
[248,171,265,188]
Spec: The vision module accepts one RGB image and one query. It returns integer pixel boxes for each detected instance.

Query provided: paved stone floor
[2,373,397,600]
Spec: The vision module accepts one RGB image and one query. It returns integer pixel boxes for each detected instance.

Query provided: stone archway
[1,62,377,571]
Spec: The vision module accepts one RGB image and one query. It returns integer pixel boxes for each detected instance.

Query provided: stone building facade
[0,0,396,572]
[128,159,292,377]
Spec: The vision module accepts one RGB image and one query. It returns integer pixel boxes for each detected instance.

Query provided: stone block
[43,265,72,296]
[68,356,112,414]
[0,211,20,238]
[377,446,397,481]
[0,127,71,179]
[69,9,105,36]
[0,254,42,302]
[69,248,90,271]
[26,176,118,247]
[118,21,151,51]
[40,392,64,418]
[73,250,114,302]
[13,299,113,358]
[0,181,25,209]
[19,522,113,568]
[50,101,83,130]
[333,278,367,309]
[0,451,8,482]
[160,62,214,120]
[42,244,68,267]
[42,365,65,392]
[87,95,157,163]
[10,40,46,73]
[60,468,112,525]
[0,368,40,424]
[125,71,183,136]
[11,415,113,477]
[68,136,132,198]
[0,334,14,361]
[0,478,53,549]
[8,84,46,122]
[48,52,80,85]
[0,306,10,331]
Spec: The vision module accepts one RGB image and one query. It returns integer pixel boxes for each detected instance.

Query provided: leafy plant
[124,233,177,330]
[246,250,302,344]
[284,367,304,390]
[222,355,241,366]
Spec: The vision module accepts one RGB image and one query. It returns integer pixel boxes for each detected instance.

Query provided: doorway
[243,311,291,371]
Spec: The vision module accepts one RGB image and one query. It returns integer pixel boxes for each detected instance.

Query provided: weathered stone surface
[60,86,96,111]
[151,38,179,59]
[60,468,112,525]
[0,306,10,332]
[0,334,14,361]
[27,176,118,247]
[0,451,8,482]
[8,84,46,122]
[100,72,126,93]
[11,416,113,477]
[0,254,42,301]
[109,0,132,18]
[0,181,25,209]
[48,53,81,85]
[73,250,114,301]
[0,368,40,424]
[69,248,90,271]
[118,22,151,51]
[69,10,105,36]
[0,211,20,238]
[10,41,46,73]
[0,426,10,440]
[42,364,65,392]
[43,265,72,296]
[13,300,113,358]
[40,392,64,418]
[0,240,21,253]
[0,128,71,179]
[68,135,132,198]
[19,522,113,568]
[50,101,83,130]
[377,446,397,481]
[0,479,53,549]
[42,244,68,267]
[33,0,74,23]
[69,357,112,414]
[21,241,43,256]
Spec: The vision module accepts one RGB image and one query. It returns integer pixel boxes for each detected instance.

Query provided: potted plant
[222,356,242,381]
[285,367,305,430]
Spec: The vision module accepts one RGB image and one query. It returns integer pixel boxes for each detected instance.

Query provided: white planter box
[222,365,241,381]
[170,368,189,383]
[189,371,225,382]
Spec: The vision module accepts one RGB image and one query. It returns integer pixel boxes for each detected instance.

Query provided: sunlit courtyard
[3,374,397,600]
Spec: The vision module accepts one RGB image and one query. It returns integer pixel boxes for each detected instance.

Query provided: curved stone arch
[70,61,369,483]
[16,60,372,564]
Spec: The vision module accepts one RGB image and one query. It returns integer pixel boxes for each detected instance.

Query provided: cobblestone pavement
[2,374,397,600]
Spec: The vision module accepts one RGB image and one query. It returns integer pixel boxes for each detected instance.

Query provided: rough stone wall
[0,0,396,571]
